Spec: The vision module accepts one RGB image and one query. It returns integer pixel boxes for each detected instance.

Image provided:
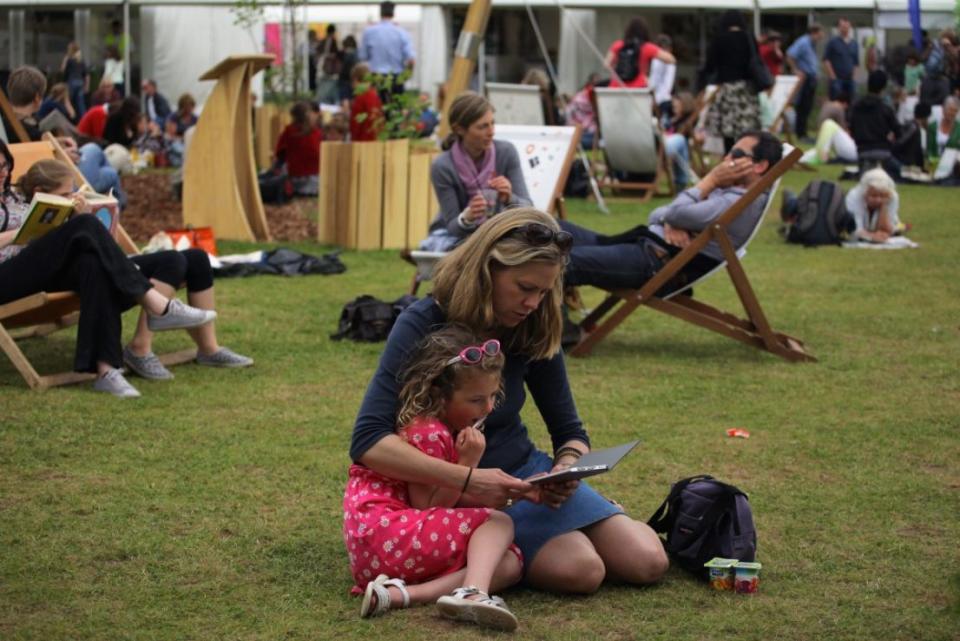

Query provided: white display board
[768,75,800,125]
[486,83,545,127]
[594,87,658,174]
[495,124,580,213]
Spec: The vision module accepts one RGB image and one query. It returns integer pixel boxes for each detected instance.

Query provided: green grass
[2,166,959,640]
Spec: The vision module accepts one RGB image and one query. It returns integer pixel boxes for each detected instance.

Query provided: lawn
[2,166,958,641]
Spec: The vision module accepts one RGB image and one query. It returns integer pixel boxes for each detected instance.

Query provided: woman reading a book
[350,208,668,595]
[0,142,216,398]
[16,159,254,379]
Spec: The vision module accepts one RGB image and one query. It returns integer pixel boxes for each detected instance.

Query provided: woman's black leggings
[130,249,213,293]
[0,215,152,372]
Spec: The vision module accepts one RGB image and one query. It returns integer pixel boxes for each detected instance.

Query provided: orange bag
[164,226,217,256]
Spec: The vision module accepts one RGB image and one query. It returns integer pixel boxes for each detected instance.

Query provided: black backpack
[330,294,418,342]
[781,180,856,246]
[615,38,643,83]
[648,475,756,579]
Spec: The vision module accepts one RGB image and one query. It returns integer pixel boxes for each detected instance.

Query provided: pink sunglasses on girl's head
[445,339,501,366]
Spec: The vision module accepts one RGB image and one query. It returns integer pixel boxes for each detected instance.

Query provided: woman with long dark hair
[703,10,761,152]
[603,17,676,88]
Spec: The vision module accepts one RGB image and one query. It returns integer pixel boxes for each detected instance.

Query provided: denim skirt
[504,449,622,575]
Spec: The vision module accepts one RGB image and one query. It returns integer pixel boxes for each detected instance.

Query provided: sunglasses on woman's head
[506,223,573,253]
[445,339,501,366]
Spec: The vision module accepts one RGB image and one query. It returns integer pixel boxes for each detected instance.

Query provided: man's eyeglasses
[505,223,573,253]
[730,148,755,161]
[446,339,501,366]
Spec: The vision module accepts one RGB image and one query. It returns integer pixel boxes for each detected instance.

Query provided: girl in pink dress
[343,326,522,631]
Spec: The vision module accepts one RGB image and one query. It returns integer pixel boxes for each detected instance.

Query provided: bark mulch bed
[120,173,318,246]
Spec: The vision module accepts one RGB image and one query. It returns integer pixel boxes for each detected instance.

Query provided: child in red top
[348,63,384,142]
[77,103,109,139]
[343,326,522,631]
[274,101,321,195]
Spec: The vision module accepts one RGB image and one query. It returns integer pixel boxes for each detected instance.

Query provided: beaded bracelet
[553,446,583,465]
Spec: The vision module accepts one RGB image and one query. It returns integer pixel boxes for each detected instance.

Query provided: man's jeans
[665,133,690,190]
[77,143,126,207]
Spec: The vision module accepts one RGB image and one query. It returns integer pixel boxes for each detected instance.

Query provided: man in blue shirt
[359,1,415,98]
[823,18,859,101]
[786,23,824,140]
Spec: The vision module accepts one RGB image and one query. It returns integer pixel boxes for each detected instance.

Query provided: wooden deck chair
[570,144,815,363]
[689,85,725,177]
[767,75,801,137]
[485,83,545,126]
[594,87,673,202]
[1,136,196,390]
[404,124,581,295]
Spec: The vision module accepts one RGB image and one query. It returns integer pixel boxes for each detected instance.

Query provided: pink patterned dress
[342,417,520,593]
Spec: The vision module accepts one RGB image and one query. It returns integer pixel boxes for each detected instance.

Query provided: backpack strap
[647,474,715,532]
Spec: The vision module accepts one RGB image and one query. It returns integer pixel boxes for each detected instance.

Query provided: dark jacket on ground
[849,94,900,154]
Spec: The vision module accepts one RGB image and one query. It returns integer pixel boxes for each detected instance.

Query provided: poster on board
[495,124,580,213]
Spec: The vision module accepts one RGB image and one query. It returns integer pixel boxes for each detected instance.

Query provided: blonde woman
[351,208,669,594]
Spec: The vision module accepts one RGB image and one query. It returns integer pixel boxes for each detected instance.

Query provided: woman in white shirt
[844,168,900,243]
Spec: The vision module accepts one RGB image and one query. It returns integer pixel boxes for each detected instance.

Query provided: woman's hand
[488,175,512,203]
[69,192,93,214]
[464,193,488,224]
[465,467,533,508]
[455,426,485,468]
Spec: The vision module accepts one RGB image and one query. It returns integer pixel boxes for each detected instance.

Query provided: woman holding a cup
[418,92,533,252]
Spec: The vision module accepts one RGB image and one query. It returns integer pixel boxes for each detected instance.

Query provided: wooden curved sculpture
[183,55,274,241]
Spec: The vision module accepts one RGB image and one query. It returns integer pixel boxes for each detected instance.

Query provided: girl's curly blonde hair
[396,325,505,429]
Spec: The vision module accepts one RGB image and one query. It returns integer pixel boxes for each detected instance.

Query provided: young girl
[342,326,522,631]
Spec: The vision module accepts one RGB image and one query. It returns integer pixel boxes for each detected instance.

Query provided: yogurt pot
[734,561,762,594]
[704,557,737,591]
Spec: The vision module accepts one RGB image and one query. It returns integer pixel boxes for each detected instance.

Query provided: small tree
[233,0,311,103]
[354,71,431,141]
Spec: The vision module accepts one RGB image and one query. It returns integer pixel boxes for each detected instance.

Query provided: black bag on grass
[330,294,418,342]
[780,180,855,246]
[648,475,756,579]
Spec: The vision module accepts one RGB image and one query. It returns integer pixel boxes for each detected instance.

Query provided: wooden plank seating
[570,144,815,363]
[1,135,195,390]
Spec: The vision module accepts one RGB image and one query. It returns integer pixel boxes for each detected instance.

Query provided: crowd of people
[4,9,954,633]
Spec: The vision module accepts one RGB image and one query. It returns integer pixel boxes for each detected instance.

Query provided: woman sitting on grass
[0,142,216,398]
[351,208,668,596]
[18,158,254,381]
[844,168,903,243]
[345,325,521,631]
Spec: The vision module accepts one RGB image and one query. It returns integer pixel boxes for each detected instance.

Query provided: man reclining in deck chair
[561,130,783,293]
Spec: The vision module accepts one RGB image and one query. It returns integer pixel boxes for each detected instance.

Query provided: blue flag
[908,0,923,51]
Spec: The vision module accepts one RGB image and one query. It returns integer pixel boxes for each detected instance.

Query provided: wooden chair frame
[570,145,815,363]
[593,88,673,202]
[1,135,195,390]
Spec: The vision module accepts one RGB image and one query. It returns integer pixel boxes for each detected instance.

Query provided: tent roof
[0,0,954,11]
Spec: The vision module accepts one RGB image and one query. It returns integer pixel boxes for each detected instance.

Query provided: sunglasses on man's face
[506,223,573,253]
[729,148,755,161]
[445,339,501,366]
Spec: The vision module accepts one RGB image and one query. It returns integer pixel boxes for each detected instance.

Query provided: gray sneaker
[93,368,141,398]
[147,299,217,332]
[196,347,254,368]
[123,346,174,380]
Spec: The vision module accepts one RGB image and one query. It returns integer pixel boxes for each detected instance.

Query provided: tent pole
[123,0,131,98]
[439,0,493,140]
[753,0,761,38]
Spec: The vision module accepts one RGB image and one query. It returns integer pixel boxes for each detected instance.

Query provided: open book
[13,191,119,245]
